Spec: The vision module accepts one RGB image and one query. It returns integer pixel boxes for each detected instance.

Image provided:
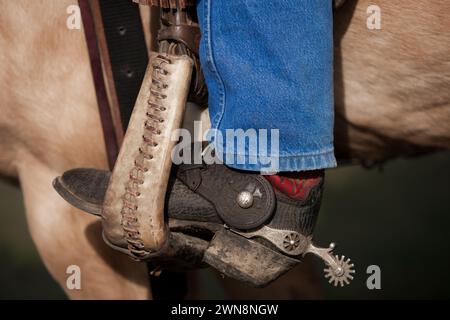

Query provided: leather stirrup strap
[78,0,148,168]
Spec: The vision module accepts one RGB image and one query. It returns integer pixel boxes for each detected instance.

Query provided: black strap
[97,0,148,130]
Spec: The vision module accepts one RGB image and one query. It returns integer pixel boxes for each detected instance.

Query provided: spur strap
[177,164,276,230]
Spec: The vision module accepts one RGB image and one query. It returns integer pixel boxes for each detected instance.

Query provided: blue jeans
[196,0,336,172]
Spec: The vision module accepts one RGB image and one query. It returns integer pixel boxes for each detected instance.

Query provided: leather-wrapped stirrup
[102,52,193,259]
[102,0,206,259]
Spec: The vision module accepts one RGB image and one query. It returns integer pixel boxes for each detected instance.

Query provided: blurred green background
[1,151,449,299]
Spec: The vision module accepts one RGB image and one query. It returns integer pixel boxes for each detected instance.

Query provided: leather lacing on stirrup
[121,55,173,258]
[94,0,200,261]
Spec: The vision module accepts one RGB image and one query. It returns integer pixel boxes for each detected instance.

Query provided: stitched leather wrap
[102,52,193,259]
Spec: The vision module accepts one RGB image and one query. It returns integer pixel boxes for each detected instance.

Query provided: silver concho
[236,191,254,209]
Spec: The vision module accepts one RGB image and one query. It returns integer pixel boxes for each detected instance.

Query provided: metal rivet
[236,191,253,209]
[118,26,127,36]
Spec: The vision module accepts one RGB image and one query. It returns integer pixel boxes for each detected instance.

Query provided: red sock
[265,170,324,201]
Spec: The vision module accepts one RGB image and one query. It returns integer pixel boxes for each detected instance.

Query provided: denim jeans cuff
[217,149,337,173]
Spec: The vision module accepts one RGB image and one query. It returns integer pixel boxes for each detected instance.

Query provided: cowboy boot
[54,162,355,287]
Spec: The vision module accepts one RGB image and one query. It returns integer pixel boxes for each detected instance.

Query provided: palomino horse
[0,0,449,299]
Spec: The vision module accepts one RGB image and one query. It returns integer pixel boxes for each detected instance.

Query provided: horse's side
[0,0,448,298]
[0,0,150,299]
[334,0,450,162]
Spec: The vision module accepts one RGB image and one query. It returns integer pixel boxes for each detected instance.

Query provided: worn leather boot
[54,163,354,287]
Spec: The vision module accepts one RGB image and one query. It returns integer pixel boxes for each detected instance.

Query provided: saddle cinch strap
[102,52,193,259]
